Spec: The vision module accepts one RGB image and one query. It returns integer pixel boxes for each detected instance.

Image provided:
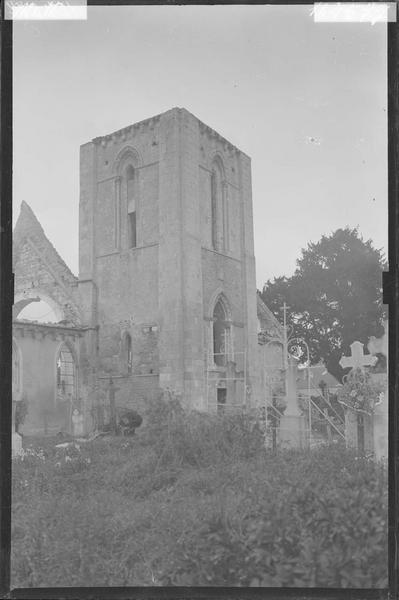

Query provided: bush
[140,395,264,469]
[163,446,387,587]
[11,402,388,588]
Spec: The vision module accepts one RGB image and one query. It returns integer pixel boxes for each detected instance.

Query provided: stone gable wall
[14,239,81,325]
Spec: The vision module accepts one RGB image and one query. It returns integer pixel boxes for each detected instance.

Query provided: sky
[13,5,387,290]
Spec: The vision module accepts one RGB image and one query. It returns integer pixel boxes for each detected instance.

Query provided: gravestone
[339,341,377,453]
[72,408,85,437]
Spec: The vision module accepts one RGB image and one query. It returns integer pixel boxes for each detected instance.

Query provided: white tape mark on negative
[5,0,87,20]
[313,3,396,24]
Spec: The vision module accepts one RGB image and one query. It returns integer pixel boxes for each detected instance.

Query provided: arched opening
[211,158,225,252]
[213,298,231,366]
[56,343,76,405]
[126,164,137,248]
[126,164,135,198]
[120,332,133,374]
[17,299,61,323]
[14,292,64,323]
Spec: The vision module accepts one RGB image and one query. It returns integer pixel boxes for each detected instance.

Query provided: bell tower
[79,107,260,413]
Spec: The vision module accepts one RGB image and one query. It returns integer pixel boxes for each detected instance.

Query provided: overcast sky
[13,5,387,289]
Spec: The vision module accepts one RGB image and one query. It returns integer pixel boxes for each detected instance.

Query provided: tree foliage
[260,228,386,381]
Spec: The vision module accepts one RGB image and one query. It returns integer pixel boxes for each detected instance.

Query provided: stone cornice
[89,108,250,159]
[198,120,248,158]
[201,246,241,263]
[13,319,88,335]
[92,114,162,146]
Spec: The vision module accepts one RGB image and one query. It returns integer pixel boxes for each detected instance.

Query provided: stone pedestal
[279,414,307,448]
[345,409,373,453]
[279,357,308,449]
[344,410,358,448]
[12,432,23,457]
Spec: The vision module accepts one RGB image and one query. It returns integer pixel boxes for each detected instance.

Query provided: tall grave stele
[339,341,377,454]
[279,356,307,448]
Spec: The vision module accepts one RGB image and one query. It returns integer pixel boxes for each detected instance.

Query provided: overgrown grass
[12,397,388,588]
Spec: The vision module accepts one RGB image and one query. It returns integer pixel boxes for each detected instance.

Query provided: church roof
[256,294,283,335]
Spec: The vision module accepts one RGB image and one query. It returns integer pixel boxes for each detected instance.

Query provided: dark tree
[260,228,386,381]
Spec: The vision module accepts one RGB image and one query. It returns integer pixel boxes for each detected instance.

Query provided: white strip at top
[313,2,396,24]
[5,0,87,20]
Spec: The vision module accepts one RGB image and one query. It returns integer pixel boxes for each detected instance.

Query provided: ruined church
[13,107,283,436]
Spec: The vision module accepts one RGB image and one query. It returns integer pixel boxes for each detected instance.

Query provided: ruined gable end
[13,201,81,325]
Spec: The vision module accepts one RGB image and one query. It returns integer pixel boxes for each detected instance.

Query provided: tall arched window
[12,340,21,401]
[211,158,225,252]
[213,298,231,366]
[56,344,76,403]
[126,333,132,374]
[126,164,137,248]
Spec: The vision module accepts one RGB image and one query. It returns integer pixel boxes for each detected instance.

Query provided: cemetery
[11,195,388,588]
[11,323,388,588]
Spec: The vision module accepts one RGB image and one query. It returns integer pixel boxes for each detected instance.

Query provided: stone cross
[339,341,377,371]
[340,341,378,456]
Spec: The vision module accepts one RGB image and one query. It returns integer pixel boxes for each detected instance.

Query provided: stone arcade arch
[13,290,65,323]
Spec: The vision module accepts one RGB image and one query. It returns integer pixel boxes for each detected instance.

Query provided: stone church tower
[79,107,261,414]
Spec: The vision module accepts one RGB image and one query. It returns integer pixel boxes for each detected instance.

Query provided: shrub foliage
[12,396,387,587]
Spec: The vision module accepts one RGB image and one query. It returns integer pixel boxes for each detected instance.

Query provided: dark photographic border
[1,2,397,598]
